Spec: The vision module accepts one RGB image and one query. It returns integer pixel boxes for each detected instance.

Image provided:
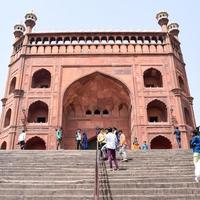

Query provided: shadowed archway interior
[150,135,172,149]
[62,72,131,149]
[26,136,46,150]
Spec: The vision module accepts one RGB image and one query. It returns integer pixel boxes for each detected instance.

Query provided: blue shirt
[174,128,181,138]
[191,135,200,153]
[141,144,148,150]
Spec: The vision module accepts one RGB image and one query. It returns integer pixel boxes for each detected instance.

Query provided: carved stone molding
[171,88,181,96]
[14,89,24,98]
[187,96,194,105]
[1,98,7,106]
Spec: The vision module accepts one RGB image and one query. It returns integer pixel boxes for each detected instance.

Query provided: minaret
[24,11,37,33]
[13,24,25,41]
[156,11,169,32]
[168,23,179,40]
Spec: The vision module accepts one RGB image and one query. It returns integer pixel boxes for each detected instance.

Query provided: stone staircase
[0,149,199,199]
[0,150,95,200]
[100,149,200,200]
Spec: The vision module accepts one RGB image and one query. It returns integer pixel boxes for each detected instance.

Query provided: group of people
[75,129,88,150]
[56,128,89,150]
[132,137,148,151]
[97,127,128,171]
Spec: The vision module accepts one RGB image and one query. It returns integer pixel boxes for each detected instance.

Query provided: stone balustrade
[11,32,183,63]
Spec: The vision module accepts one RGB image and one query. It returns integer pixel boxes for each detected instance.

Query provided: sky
[0,0,199,125]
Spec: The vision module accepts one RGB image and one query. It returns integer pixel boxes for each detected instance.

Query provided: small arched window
[184,107,193,127]
[144,68,163,88]
[4,109,12,128]
[178,76,186,93]
[86,110,92,115]
[31,69,51,88]
[103,109,109,115]
[27,101,48,123]
[94,109,101,115]
[147,100,167,122]
[9,77,16,94]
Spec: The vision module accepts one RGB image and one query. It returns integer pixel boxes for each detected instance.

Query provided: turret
[24,11,37,33]
[13,24,25,41]
[156,11,169,32]
[168,23,179,40]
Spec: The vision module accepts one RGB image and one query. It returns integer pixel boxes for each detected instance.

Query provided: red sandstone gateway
[0,11,195,150]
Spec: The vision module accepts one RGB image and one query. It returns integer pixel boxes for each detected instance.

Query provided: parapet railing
[94,139,99,200]
[10,32,183,64]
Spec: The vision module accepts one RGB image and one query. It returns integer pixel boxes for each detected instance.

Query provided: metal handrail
[94,139,99,200]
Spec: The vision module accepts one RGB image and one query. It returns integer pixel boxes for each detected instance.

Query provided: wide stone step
[99,177,195,183]
[99,194,200,200]
[1,187,200,196]
[0,194,200,200]
[0,195,94,200]
[0,181,199,189]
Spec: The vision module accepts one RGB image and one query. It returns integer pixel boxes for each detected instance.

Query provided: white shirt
[18,132,26,142]
[76,132,81,141]
[105,132,118,149]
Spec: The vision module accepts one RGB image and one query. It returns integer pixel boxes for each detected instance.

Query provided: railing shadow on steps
[94,140,99,200]
[100,160,113,200]
[94,140,113,200]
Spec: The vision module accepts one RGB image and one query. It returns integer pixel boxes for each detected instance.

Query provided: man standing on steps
[174,127,181,148]
[18,130,26,150]
[56,127,62,150]
[191,130,200,166]
[118,130,128,162]
[105,128,119,171]
[75,129,82,150]
[190,130,200,182]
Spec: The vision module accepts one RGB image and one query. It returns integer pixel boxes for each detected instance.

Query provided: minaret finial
[156,11,169,32]
[24,11,37,33]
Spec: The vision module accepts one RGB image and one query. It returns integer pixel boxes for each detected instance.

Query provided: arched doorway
[27,101,48,123]
[147,100,167,122]
[143,68,163,88]
[1,141,7,150]
[9,77,16,94]
[62,72,131,149]
[150,135,172,149]
[4,109,12,128]
[31,69,51,88]
[26,136,46,150]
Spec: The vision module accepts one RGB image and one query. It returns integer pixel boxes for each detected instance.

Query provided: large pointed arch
[62,71,132,149]
[25,136,46,150]
[150,135,172,149]
[1,141,7,149]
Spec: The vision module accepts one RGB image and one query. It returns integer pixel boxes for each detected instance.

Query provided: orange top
[120,133,126,145]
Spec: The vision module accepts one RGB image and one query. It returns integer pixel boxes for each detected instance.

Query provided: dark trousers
[19,141,25,150]
[77,140,81,149]
[176,137,181,148]
[56,139,62,150]
[107,148,118,169]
